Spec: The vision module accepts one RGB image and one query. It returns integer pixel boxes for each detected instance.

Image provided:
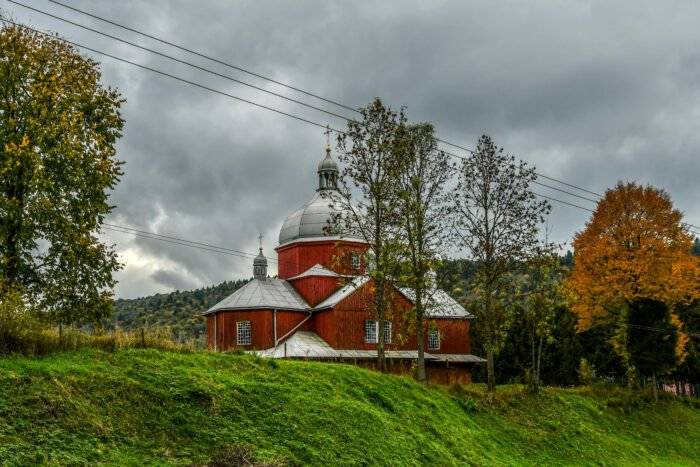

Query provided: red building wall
[276,240,368,279]
[206,309,308,351]
[288,275,341,307]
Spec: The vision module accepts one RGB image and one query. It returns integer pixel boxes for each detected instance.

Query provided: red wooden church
[204,147,483,384]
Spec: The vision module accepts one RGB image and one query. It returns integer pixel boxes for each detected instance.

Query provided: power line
[45,0,360,115]
[7,1,355,123]
[3,16,698,232]
[31,0,606,202]
[0,18,597,215]
[0,17,344,135]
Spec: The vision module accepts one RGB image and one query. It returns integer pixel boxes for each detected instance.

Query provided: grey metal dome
[278,190,352,245]
[278,147,361,246]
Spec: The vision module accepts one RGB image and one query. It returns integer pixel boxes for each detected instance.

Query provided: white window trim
[364,320,377,344]
[350,252,361,270]
[365,320,392,344]
[236,320,252,346]
[428,329,440,350]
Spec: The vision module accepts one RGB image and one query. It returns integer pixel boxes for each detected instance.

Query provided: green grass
[0,349,698,466]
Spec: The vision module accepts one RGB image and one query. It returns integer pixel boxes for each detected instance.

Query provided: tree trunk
[535,335,544,393]
[376,277,386,372]
[652,372,658,402]
[486,348,496,391]
[416,291,426,382]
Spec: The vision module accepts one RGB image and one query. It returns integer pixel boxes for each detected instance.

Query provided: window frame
[383,320,392,345]
[236,320,252,346]
[364,320,378,344]
[428,329,440,350]
[350,251,361,270]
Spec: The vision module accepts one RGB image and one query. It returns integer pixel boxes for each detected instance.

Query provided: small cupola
[253,235,268,279]
[317,145,339,191]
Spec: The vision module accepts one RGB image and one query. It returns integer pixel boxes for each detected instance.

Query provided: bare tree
[452,135,550,391]
[334,98,405,371]
[395,123,454,381]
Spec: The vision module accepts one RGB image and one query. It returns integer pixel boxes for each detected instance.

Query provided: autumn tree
[452,135,550,391]
[335,98,405,371]
[394,122,453,381]
[567,182,700,383]
[0,23,124,325]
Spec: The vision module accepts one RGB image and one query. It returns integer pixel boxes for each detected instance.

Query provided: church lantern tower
[275,145,368,279]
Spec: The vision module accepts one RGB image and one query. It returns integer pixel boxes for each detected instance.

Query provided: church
[204,146,483,384]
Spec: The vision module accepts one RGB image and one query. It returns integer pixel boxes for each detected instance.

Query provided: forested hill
[111,279,249,339]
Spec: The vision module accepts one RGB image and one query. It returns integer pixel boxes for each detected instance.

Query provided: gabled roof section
[204,278,309,314]
[287,263,341,280]
[398,287,473,318]
[313,276,370,310]
[256,331,339,358]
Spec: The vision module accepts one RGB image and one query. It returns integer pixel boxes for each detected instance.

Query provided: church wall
[276,240,368,279]
[318,281,472,353]
[206,309,308,351]
[289,276,341,307]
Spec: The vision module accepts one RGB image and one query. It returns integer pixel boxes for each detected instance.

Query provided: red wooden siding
[276,240,368,279]
[206,309,307,351]
[288,275,341,307]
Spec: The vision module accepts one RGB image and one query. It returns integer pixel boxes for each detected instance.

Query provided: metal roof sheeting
[313,276,369,309]
[254,331,485,362]
[204,278,310,314]
[288,263,341,280]
[399,287,473,318]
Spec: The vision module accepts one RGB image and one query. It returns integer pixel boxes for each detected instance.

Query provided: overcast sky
[6,0,700,298]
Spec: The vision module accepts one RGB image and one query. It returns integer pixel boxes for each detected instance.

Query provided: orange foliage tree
[567,182,700,370]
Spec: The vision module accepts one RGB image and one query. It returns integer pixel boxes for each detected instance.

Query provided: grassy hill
[0,349,698,466]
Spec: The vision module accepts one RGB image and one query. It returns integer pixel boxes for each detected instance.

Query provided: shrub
[578,358,596,385]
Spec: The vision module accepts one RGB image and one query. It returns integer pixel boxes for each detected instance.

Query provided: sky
[4,0,700,298]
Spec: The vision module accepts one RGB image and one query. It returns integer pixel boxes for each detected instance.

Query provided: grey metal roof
[288,263,341,280]
[313,276,369,309]
[278,190,361,246]
[399,287,473,318]
[254,331,485,363]
[256,331,339,358]
[429,353,487,363]
[204,278,309,314]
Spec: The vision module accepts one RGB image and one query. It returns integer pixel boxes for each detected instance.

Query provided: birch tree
[395,123,453,381]
[452,135,550,391]
[334,98,405,371]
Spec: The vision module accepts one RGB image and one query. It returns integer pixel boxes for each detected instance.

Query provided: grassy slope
[0,350,698,466]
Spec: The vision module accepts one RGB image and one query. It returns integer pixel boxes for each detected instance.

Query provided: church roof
[287,263,341,280]
[314,276,370,309]
[204,278,309,314]
[398,287,473,319]
[254,330,486,362]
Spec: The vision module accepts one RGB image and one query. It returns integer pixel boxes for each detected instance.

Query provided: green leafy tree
[452,135,550,391]
[0,23,124,325]
[627,298,680,400]
[335,98,405,371]
[518,252,567,392]
[394,122,453,381]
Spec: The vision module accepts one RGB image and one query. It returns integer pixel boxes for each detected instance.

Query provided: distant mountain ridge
[111,279,249,339]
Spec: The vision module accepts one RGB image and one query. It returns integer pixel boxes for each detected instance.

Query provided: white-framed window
[364,320,392,344]
[428,329,440,350]
[236,320,252,345]
[364,320,377,344]
[350,252,361,270]
[384,320,392,345]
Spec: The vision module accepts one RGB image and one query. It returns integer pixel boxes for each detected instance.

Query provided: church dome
[278,190,351,245]
[278,146,362,246]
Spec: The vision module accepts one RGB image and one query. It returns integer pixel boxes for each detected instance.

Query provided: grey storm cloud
[6,0,700,298]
